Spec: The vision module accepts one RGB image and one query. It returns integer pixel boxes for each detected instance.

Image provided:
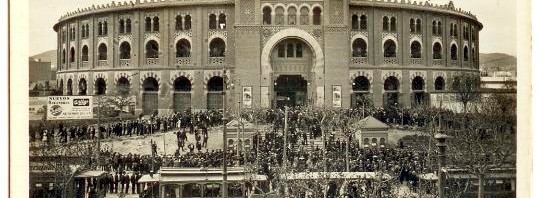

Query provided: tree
[446,97,516,198]
[104,84,135,116]
[451,73,481,113]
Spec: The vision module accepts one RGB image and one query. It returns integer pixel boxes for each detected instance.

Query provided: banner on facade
[261,86,269,108]
[332,85,342,108]
[242,86,252,108]
[47,96,94,120]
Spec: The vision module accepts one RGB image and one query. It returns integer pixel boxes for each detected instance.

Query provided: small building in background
[29,58,57,96]
[354,116,390,148]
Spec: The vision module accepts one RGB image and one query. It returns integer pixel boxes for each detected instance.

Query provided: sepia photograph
[11,0,529,197]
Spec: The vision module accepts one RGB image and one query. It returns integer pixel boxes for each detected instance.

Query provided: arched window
[62,49,66,64]
[85,24,89,37]
[275,7,284,25]
[412,76,425,105]
[174,77,192,92]
[209,14,217,29]
[390,17,397,32]
[98,22,103,36]
[412,76,424,91]
[143,77,159,92]
[103,21,108,35]
[263,7,272,25]
[351,15,359,30]
[383,16,389,31]
[67,79,73,95]
[410,18,415,33]
[450,44,458,60]
[176,39,191,57]
[119,19,125,33]
[300,7,309,25]
[98,43,107,60]
[453,24,458,37]
[119,42,131,59]
[81,25,86,38]
[463,46,469,61]
[145,17,152,32]
[278,44,285,58]
[352,38,367,57]
[353,76,370,92]
[437,21,442,35]
[81,45,89,62]
[313,7,322,25]
[95,78,106,95]
[69,47,75,63]
[360,15,367,30]
[384,76,399,91]
[117,77,130,96]
[416,19,422,33]
[153,17,160,32]
[175,15,183,31]
[207,76,224,109]
[78,79,87,95]
[287,43,294,58]
[146,40,159,58]
[450,23,454,37]
[206,78,223,93]
[410,41,422,58]
[184,15,192,30]
[432,21,437,34]
[209,38,226,57]
[219,14,226,29]
[296,43,303,58]
[435,77,445,91]
[288,7,297,25]
[432,42,442,60]
[383,40,397,58]
[126,19,132,33]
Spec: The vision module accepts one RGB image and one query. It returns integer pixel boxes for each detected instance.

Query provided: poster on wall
[47,96,94,120]
[332,85,342,108]
[316,86,325,107]
[242,86,252,108]
[261,86,269,108]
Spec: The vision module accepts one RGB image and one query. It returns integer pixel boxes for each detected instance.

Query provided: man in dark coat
[130,173,136,194]
[114,173,119,193]
[124,173,130,194]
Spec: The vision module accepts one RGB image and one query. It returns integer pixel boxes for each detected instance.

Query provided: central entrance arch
[261,28,324,108]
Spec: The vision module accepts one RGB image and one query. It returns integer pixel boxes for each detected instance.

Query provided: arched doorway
[116,77,130,96]
[274,75,307,108]
[95,78,106,95]
[142,77,159,115]
[411,76,427,106]
[66,79,73,96]
[351,76,370,108]
[383,76,400,109]
[78,79,87,95]
[271,38,312,108]
[207,76,223,109]
[173,76,192,113]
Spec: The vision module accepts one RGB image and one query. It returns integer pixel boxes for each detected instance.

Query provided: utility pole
[96,95,101,169]
[221,68,228,198]
[435,133,449,198]
[282,106,289,196]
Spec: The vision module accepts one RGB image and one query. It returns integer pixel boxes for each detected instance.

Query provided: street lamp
[435,133,450,198]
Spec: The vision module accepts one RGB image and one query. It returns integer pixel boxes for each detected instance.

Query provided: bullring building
[54,0,482,115]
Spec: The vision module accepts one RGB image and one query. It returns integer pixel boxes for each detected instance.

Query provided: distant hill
[479,53,517,73]
[30,50,57,68]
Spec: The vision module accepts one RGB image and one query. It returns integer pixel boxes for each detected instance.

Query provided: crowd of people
[29,109,223,147]
[31,106,452,197]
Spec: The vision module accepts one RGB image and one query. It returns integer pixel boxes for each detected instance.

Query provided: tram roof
[281,172,391,180]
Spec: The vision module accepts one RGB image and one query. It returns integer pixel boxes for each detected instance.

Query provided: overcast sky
[29,0,517,56]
